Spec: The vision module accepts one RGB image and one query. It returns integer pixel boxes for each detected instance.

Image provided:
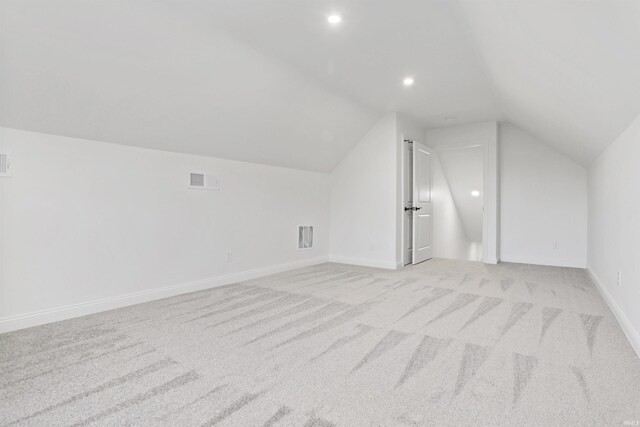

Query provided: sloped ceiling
[1,0,639,170]
[201,0,500,128]
[455,0,640,166]
[0,0,378,172]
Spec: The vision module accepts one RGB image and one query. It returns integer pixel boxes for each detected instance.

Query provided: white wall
[0,118,598,335]
[331,112,486,267]
[427,122,498,149]
[330,112,456,269]
[330,113,398,269]
[0,128,330,332]
[588,113,640,357]
[426,121,587,267]
[500,124,587,268]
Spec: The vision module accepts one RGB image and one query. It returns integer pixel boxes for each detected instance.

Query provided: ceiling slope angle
[2,0,638,169]
[456,0,640,165]
[201,0,502,129]
[0,0,379,172]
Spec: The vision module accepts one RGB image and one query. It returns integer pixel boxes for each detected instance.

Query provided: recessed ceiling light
[327,14,342,25]
[471,190,480,197]
[403,77,414,86]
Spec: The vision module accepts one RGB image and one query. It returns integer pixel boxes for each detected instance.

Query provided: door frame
[400,137,435,266]
[411,140,434,264]
[398,127,500,266]
[401,139,413,266]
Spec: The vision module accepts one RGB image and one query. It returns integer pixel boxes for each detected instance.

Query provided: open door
[412,141,433,264]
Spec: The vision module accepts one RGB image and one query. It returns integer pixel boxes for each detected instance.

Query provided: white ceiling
[199,0,500,128]
[0,0,378,172]
[1,0,639,170]
[456,0,640,166]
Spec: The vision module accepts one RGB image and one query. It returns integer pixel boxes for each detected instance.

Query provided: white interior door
[412,142,433,264]
[403,141,413,265]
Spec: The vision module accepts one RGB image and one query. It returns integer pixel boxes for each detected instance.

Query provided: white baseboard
[0,256,329,334]
[500,254,586,269]
[328,256,398,270]
[587,267,640,360]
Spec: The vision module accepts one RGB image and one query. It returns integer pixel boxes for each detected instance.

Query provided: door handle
[404,207,422,212]
[414,207,422,211]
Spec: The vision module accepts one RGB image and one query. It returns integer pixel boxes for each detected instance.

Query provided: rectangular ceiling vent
[298,226,314,249]
[189,172,219,190]
[0,153,11,177]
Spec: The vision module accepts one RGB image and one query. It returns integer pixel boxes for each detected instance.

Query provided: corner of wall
[499,123,588,269]
[328,113,399,267]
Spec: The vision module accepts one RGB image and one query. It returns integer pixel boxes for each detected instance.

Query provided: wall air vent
[0,153,11,177]
[189,172,219,190]
[298,226,314,249]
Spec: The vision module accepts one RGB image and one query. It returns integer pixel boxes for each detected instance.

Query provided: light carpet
[1,260,639,426]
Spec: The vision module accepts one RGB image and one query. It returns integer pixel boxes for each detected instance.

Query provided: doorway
[402,139,487,266]
[436,144,485,261]
[402,139,434,266]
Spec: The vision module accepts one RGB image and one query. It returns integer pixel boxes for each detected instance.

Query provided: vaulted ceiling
[1,0,639,171]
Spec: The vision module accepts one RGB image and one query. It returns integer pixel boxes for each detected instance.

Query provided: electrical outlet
[226,252,233,263]
[617,272,622,287]
[553,242,559,250]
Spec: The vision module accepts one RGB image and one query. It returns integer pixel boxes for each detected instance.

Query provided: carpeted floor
[1,259,639,426]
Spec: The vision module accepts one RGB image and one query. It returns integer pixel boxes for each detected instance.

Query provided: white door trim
[412,141,434,264]
[482,127,500,264]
